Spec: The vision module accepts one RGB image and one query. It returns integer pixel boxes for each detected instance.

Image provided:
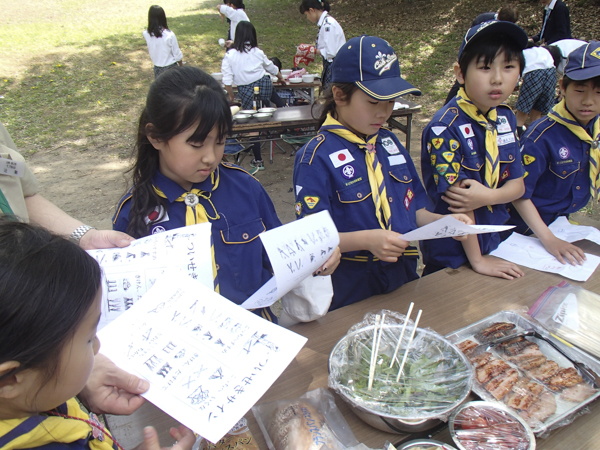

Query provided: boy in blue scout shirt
[508,41,600,265]
[421,21,528,279]
[293,36,471,311]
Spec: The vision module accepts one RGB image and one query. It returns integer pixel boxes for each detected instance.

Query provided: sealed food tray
[445,310,600,435]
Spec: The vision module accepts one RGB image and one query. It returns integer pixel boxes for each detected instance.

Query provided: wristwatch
[69,224,96,244]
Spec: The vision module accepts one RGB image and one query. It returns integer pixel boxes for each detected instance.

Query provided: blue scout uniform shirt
[113,162,281,322]
[421,99,525,269]
[293,128,427,310]
[508,114,598,233]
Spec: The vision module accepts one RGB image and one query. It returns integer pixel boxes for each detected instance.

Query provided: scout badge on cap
[331,35,421,100]
[564,41,600,81]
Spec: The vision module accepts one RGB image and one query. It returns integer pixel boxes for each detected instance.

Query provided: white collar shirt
[143,29,183,67]
[316,11,346,62]
[219,5,249,42]
[221,46,279,86]
[546,0,558,11]
[522,47,556,75]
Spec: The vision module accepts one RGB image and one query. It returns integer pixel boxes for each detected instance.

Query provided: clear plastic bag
[529,281,600,359]
[328,310,473,422]
[252,388,370,450]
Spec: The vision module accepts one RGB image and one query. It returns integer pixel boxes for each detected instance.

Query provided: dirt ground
[25,109,427,230]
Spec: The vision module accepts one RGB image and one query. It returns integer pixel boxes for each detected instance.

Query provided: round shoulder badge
[559,147,570,159]
[341,164,355,179]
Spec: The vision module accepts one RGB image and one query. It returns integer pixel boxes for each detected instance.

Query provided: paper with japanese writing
[548,216,600,246]
[490,233,600,281]
[400,215,514,241]
[98,270,307,444]
[87,224,213,329]
[241,210,339,309]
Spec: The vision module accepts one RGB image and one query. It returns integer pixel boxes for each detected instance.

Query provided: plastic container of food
[302,74,315,83]
[397,439,458,450]
[449,401,536,450]
[289,77,302,84]
[328,310,473,433]
[280,69,292,78]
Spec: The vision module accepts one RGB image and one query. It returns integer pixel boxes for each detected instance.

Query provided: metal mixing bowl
[238,109,257,116]
[233,114,251,123]
[258,107,277,114]
[254,112,272,122]
[329,325,473,433]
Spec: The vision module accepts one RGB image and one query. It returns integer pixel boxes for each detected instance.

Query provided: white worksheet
[98,270,307,444]
[87,224,213,329]
[548,216,600,246]
[490,233,600,281]
[400,215,514,241]
[241,210,339,309]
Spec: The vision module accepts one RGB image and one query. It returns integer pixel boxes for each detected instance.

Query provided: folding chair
[223,138,253,165]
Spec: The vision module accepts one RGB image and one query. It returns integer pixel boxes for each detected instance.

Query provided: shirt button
[242,232,249,240]
[388,196,393,202]
[509,155,514,160]
[357,192,363,199]
[403,175,408,180]
[563,170,567,175]
[586,151,589,155]
[581,168,585,172]
[573,204,577,208]
[576,186,581,190]
[215,264,220,270]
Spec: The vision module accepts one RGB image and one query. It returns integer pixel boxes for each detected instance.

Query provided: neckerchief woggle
[548,99,600,200]
[321,113,392,230]
[456,87,500,190]
[153,167,221,292]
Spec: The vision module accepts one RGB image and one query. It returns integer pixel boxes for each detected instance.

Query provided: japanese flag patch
[459,124,475,138]
[145,206,169,225]
[329,149,355,168]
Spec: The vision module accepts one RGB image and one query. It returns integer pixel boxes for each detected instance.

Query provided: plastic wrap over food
[328,310,473,421]
[529,281,600,359]
[449,402,535,450]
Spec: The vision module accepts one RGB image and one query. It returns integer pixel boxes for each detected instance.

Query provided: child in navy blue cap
[420,20,528,279]
[293,35,472,310]
[508,41,600,265]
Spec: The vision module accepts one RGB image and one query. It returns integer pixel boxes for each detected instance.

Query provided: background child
[0,220,194,450]
[298,0,345,90]
[216,0,249,47]
[420,21,528,279]
[221,21,285,172]
[113,66,337,323]
[143,5,183,79]
[293,35,471,310]
[509,41,600,265]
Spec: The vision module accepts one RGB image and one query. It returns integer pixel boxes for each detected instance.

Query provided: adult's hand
[79,229,134,250]
[135,426,196,450]
[78,353,149,415]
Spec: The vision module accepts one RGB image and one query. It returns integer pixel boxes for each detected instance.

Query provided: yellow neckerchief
[548,99,600,199]
[456,87,500,189]
[153,167,221,292]
[0,398,117,450]
[321,113,391,230]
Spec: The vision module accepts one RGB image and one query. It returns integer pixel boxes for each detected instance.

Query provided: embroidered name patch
[388,154,406,166]
[497,133,516,146]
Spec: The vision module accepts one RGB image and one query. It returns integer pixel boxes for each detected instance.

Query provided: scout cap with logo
[564,41,600,81]
[458,20,528,60]
[331,35,421,100]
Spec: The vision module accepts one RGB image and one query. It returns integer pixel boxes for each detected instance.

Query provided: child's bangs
[182,87,233,143]
[460,34,525,74]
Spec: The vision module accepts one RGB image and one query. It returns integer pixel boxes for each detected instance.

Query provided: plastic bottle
[253,86,260,110]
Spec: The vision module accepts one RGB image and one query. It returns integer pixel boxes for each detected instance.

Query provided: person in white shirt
[515,45,562,130]
[221,21,284,173]
[216,0,249,47]
[551,39,587,75]
[142,5,183,78]
[299,0,345,89]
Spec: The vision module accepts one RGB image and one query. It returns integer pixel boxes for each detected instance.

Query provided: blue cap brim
[356,78,422,100]
[459,21,528,60]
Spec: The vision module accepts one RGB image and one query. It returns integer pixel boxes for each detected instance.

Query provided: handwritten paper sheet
[87,224,213,329]
[241,210,339,309]
[98,270,307,444]
[490,233,600,281]
[548,216,600,246]
[400,215,515,241]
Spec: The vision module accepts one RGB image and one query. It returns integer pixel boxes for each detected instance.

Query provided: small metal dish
[398,439,457,450]
[254,112,272,122]
[449,401,536,450]
[258,107,277,114]
[233,114,251,123]
[289,77,302,84]
[238,109,257,116]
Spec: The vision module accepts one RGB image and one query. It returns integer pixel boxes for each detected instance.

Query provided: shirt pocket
[219,218,267,293]
[336,180,372,204]
[461,153,484,172]
[549,161,580,179]
[499,144,519,164]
